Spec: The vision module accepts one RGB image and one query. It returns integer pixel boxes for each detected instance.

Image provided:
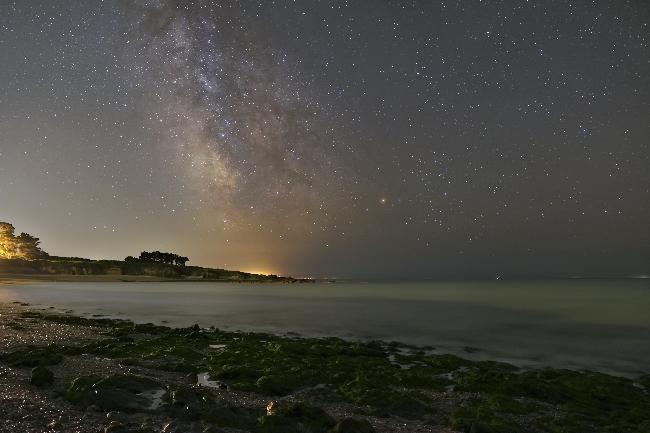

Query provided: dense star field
[0,1,648,278]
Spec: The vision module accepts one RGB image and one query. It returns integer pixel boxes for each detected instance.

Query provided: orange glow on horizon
[244,269,279,276]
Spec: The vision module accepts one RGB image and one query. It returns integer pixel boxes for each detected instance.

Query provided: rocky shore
[0,302,648,433]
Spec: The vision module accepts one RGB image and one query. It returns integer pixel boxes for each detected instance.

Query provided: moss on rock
[65,374,166,412]
[1,345,64,367]
[12,311,648,433]
[331,418,376,433]
[257,401,335,433]
[30,366,54,387]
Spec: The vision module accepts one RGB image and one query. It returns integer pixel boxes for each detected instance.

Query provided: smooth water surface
[1,279,648,375]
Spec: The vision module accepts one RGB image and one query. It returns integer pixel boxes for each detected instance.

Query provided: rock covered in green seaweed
[9,310,649,433]
[257,401,336,433]
[30,365,54,387]
[331,418,376,433]
[65,374,167,412]
[1,344,63,367]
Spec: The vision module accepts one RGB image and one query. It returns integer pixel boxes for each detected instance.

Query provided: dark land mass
[0,257,314,283]
[1,221,316,282]
[0,303,649,433]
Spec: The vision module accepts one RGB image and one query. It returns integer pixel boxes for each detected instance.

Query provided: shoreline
[3,277,649,379]
[1,302,648,433]
[0,302,444,433]
[0,274,323,284]
[0,258,320,284]
[0,274,183,283]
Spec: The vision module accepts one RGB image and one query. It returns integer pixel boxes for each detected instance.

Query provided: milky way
[128,1,337,203]
[0,1,648,277]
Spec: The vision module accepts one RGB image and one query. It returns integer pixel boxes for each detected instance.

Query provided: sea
[1,279,648,376]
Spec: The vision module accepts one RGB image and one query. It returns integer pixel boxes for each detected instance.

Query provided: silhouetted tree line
[125,251,189,267]
[0,222,47,260]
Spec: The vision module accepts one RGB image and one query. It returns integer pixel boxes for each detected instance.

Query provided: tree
[0,222,47,259]
[130,250,189,266]
[16,233,46,258]
[0,223,18,258]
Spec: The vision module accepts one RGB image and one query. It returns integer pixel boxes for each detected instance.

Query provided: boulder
[1,345,63,367]
[30,366,54,387]
[160,421,201,433]
[66,374,166,412]
[102,421,156,433]
[203,404,260,430]
[256,375,293,395]
[331,418,375,433]
[258,401,335,433]
[168,387,214,419]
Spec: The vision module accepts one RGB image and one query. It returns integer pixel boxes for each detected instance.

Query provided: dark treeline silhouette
[125,251,189,267]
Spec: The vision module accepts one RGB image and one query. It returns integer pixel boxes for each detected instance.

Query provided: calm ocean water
[1,279,648,376]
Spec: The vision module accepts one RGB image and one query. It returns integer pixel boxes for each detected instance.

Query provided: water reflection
[1,279,648,375]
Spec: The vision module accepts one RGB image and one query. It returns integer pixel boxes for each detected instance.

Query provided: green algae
[65,374,104,402]
[448,366,650,433]
[258,401,335,433]
[20,311,123,328]
[1,344,64,367]
[6,311,650,433]
[65,373,166,412]
[331,418,376,433]
[30,365,55,387]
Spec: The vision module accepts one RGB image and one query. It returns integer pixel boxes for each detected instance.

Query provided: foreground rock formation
[0,303,648,433]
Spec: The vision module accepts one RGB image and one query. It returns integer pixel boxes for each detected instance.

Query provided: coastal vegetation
[3,310,649,433]
[0,221,303,282]
[0,222,47,260]
[125,251,190,267]
[0,256,299,282]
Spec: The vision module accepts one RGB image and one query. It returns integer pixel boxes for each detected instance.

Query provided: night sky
[0,1,648,279]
